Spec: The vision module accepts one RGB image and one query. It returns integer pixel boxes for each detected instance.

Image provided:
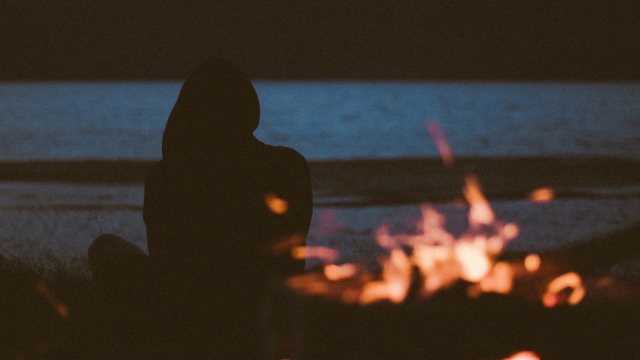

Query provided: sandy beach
[1,156,639,271]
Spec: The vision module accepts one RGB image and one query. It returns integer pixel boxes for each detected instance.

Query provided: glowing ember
[528,187,555,203]
[544,272,586,307]
[264,192,289,214]
[504,350,540,360]
[426,121,454,167]
[524,254,541,273]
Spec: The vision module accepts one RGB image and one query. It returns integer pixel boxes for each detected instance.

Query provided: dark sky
[1,0,639,81]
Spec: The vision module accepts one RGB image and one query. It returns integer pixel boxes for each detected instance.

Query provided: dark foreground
[290,289,640,360]
[2,264,639,359]
[1,223,639,359]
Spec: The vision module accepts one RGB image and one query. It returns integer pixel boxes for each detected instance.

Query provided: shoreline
[1,156,639,206]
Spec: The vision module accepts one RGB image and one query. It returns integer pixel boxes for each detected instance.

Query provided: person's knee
[88,234,149,287]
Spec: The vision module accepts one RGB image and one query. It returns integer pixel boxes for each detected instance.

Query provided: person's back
[143,58,312,358]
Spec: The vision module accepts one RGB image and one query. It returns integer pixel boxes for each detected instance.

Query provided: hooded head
[162,58,260,160]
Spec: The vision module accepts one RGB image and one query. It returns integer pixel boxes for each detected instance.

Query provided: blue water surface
[0,82,639,161]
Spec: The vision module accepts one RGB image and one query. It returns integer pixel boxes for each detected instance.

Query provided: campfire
[273,122,640,359]
[287,122,583,307]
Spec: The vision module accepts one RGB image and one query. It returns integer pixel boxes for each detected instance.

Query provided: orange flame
[417,205,455,246]
[264,192,289,215]
[504,350,540,360]
[543,272,586,307]
[426,121,454,167]
[287,120,582,309]
[359,249,412,304]
[478,261,514,294]
[528,187,555,203]
[367,172,521,300]
[464,175,495,226]
[413,244,459,296]
[455,241,491,282]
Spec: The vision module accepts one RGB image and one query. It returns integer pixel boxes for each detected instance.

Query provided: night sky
[1,0,639,81]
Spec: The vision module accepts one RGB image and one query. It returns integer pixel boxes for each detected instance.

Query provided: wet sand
[1,156,639,205]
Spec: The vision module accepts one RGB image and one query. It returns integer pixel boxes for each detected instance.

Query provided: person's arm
[280,147,313,243]
[266,147,313,274]
[143,161,179,262]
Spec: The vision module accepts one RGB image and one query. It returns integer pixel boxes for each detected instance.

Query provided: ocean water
[0,82,639,161]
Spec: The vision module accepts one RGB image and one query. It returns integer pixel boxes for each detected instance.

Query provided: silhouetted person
[89,58,312,359]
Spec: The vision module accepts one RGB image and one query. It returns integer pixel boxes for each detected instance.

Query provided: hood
[162,58,260,160]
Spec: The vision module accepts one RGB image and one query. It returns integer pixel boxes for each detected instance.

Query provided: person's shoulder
[265,145,309,166]
[145,159,171,182]
[144,159,188,187]
[264,144,306,160]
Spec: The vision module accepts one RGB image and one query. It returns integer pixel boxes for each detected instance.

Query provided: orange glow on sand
[264,192,289,215]
[528,187,555,203]
[524,254,541,272]
[35,281,70,318]
[504,350,540,360]
[291,246,340,263]
[324,263,358,281]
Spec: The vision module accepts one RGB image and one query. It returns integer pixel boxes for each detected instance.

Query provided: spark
[426,121,454,167]
[264,192,288,215]
[528,187,555,203]
[524,254,541,272]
